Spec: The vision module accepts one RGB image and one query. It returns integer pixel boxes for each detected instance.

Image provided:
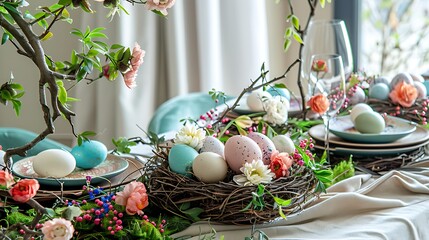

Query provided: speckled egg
[168,144,199,177]
[391,72,413,89]
[247,132,276,165]
[413,81,427,99]
[192,152,228,183]
[246,91,272,111]
[224,135,263,173]
[354,111,385,134]
[350,103,373,123]
[201,136,225,157]
[267,86,291,100]
[348,86,366,105]
[369,83,390,100]
[272,135,295,154]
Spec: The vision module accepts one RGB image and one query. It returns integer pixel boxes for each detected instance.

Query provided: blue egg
[267,86,290,100]
[168,144,198,177]
[369,83,390,100]
[71,140,108,169]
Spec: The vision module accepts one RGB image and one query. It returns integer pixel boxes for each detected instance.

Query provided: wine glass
[301,19,353,98]
[307,54,346,162]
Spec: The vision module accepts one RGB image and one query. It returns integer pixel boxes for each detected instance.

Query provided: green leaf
[285,27,292,38]
[181,207,204,221]
[256,184,265,196]
[283,39,291,52]
[45,208,56,217]
[320,0,326,8]
[56,80,68,104]
[278,206,287,220]
[61,206,82,220]
[1,32,9,45]
[41,31,54,41]
[2,2,19,14]
[291,15,300,30]
[58,0,72,6]
[88,32,107,39]
[273,197,292,207]
[11,99,21,116]
[13,92,25,99]
[1,90,11,100]
[292,31,303,44]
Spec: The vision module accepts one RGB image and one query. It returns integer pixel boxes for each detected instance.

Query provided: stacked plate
[308,115,429,157]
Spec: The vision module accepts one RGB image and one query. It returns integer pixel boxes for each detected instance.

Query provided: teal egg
[71,140,108,169]
[168,144,198,177]
[369,83,390,100]
[267,86,290,100]
[354,111,385,134]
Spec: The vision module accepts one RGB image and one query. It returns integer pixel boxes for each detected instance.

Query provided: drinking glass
[308,54,346,161]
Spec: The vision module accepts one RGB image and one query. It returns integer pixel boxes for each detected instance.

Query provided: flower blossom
[263,97,289,126]
[307,93,329,115]
[0,170,15,188]
[115,181,149,215]
[312,59,328,72]
[233,160,275,186]
[41,218,74,240]
[123,43,145,89]
[146,0,176,16]
[175,123,206,150]
[389,81,418,107]
[9,179,39,203]
[269,150,293,178]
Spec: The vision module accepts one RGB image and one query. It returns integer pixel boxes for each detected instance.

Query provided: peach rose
[0,170,15,188]
[307,94,329,114]
[311,59,328,72]
[146,0,176,16]
[389,81,418,107]
[269,150,293,178]
[41,218,74,240]
[115,181,149,215]
[9,179,39,203]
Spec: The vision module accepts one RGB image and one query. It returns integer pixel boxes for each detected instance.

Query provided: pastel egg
[369,83,390,100]
[0,150,5,166]
[246,91,272,111]
[410,73,424,82]
[71,140,108,169]
[354,111,385,134]
[413,81,427,99]
[350,103,373,123]
[201,136,224,157]
[168,144,198,177]
[391,72,413,89]
[247,132,276,165]
[224,135,262,173]
[272,135,295,154]
[348,86,366,105]
[371,76,391,87]
[192,152,228,183]
[33,149,76,178]
[267,86,290,100]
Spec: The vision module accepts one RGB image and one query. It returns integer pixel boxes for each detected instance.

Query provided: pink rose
[146,0,175,16]
[41,218,74,240]
[130,43,145,70]
[115,181,149,215]
[389,81,418,107]
[123,69,137,89]
[269,150,293,178]
[0,170,15,188]
[9,179,39,203]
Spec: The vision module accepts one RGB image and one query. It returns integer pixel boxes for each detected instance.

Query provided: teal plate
[13,154,128,188]
[328,115,417,144]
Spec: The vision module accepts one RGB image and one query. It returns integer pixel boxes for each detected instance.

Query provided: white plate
[327,115,417,143]
[309,123,429,148]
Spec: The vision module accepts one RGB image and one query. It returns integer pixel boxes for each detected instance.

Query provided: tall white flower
[263,96,289,126]
[174,123,206,150]
[233,160,275,186]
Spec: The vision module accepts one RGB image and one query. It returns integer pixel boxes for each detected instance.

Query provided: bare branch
[0,14,35,58]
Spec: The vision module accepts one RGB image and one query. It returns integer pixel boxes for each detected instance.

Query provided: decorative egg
[246,91,272,111]
[354,111,385,134]
[201,136,224,157]
[369,83,390,100]
[168,144,198,177]
[410,73,424,82]
[348,86,366,105]
[272,135,295,154]
[267,86,291,100]
[350,103,373,123]
[413,81,427,99]
[33,149,76,178]
[390,72,413,89]
[247,132,276,165]
[71,140,108,170]
[371,76,391,87]
[0,150,5,167]
[224,135,262,173]
[192,152,228,183]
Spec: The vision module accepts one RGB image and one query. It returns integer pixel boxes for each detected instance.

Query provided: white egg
[410,73,424,82]
[272,135,295,154]
[246,91,272,111]
[0,150,5,167]
[350,103,373,123]
[32,149,76,178]
[413,81,427,99]
[192,152,228,183]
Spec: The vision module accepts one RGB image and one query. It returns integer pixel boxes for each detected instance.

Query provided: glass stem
[322,114,330,164]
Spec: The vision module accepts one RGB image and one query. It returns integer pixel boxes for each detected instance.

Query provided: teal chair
[0,127,72,161]
[148,92,234,134]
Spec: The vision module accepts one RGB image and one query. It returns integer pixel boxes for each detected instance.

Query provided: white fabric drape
[74,1,273,147]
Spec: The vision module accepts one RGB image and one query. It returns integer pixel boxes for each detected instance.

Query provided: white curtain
[74,0,274,147]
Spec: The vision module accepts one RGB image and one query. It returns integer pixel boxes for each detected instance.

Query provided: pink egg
[224,135,262,173]
[247,132,276,165]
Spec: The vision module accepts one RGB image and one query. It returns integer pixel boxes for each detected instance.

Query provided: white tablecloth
[172,161,429,239]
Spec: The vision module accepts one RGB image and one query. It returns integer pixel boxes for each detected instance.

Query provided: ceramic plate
[13,154,129,187]
[328,115,417,143]
[309,124,429,148]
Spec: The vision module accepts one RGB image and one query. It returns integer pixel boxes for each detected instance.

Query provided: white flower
[174,123,206,150]
[263,96,289,126]
[233,160,275,186]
